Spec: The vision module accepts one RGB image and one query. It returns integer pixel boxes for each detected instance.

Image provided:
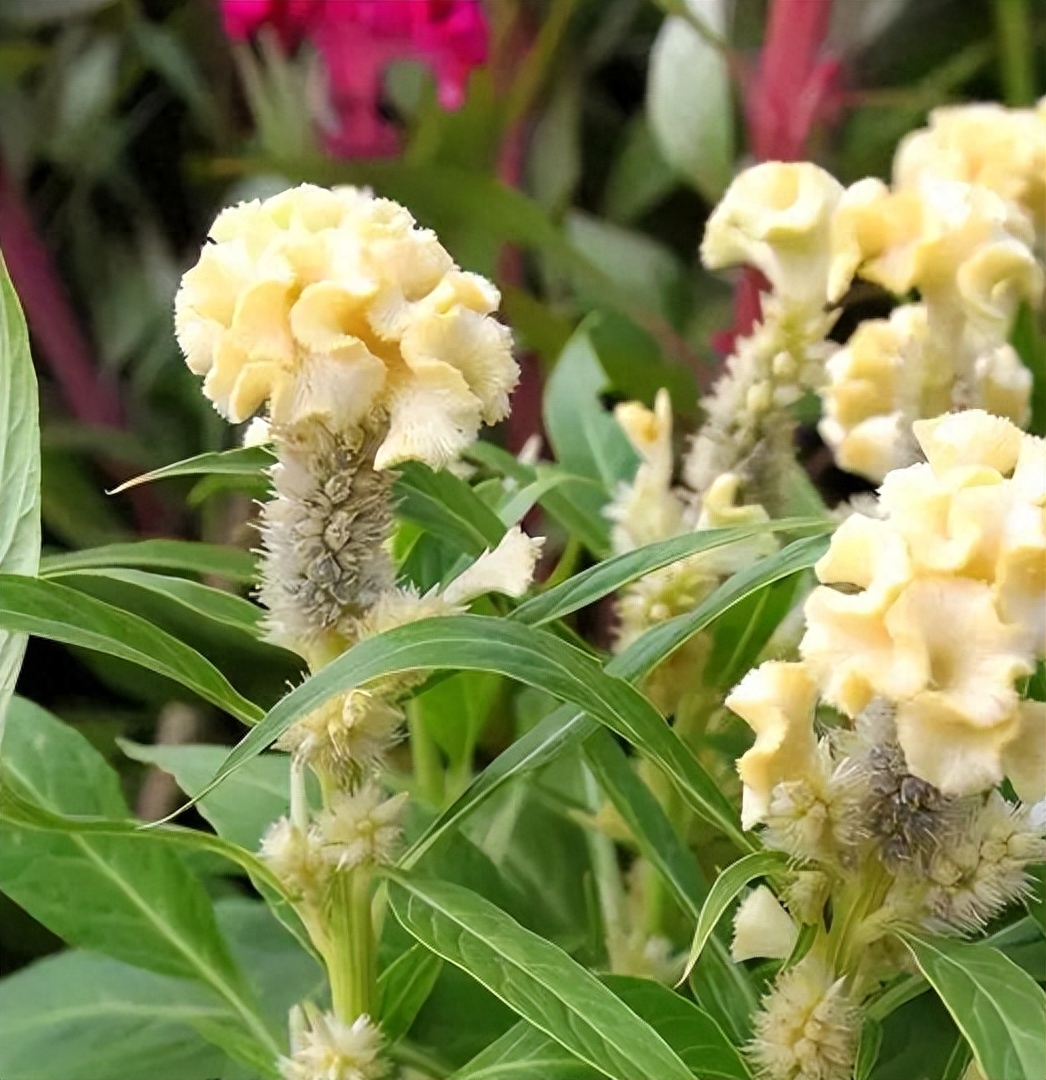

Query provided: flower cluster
[221,0,488,157]
[723,410,1044,1080]
[280,1003,387,1080]
[176,183,516,469]
[820,99,1044,481]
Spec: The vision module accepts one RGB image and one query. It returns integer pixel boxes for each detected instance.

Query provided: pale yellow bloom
[731,885,799,962]
[726,662,819,829]
[441,526,545,606]
[259,817,329,901]
[280,1004,386,1080]
[316,782,408,871]
[750,957,859,1080]
[893,101,1046,238]
[175,183,517,468]
[702,162,843,309]
[1002,701,1046,804]
[973,345,1033,428]
[829,178,1041,338]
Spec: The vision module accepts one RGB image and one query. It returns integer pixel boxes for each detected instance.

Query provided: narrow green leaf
[119,741,294,850]
[51,568,263,636]
[0,250,41,747]
[402,535,827,867]
[0,576,264,724]
[682,850,789,981]
[396,461,506,555]
[901,932,1046,1080]
[854,1018,883,1080]
[388,875,694,1080]
[377,943,444,1044]
[39,539,258,583]
[454,1021,594,1079]
[109,446,274,493]
[0,951,228,1080]
[513,520,828,627]
[186,614,745,847]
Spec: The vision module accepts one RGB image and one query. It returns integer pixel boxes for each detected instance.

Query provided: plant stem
[327,870,376,1022]
[994,0,1036,105]
[408,699,446,807]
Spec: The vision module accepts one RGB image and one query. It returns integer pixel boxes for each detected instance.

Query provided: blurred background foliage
[0,0,1042,977]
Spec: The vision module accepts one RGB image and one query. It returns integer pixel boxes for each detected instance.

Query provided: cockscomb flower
[750,956,860,1080]
[260,817,329,902]
[801,410,1044,798]
[702,162,844,311]
[893,100,1046,241]
[731,885,798,962]
[316,782,408,872]
[222,1,489,158]
[829,177,1041,341]
[725,661,819,829]
[280,1003,386,1080]
[175,183,517,469]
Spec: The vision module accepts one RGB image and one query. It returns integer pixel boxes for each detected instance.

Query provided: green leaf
[388,875,694,1080]
[647,0,734,202]
[855,1019,884,1080]
[455,1021,595,1079]
[109,446,274,493]
[0,576,264,724]
[39,539,258,583]
[603,116,679,224]
[512,520,827,628]
[901,932,1046,1080]
[377,942,444,1044]
[396,461,506,555]
[51,567,263,637]
[0,250,40,747]
[402,535,828,868]
[189,614,745,848]
[0,699,277,1064]
[119,741,294,850]
[682,850,790,981]
[0,950,228,1080]
[455,975,751,1080]
[543,317,639,494]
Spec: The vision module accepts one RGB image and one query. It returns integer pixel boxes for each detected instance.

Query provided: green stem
[408,699,445,807]
[581,768,630,969]
[994,0,1036,105]
[326,870,376,1022]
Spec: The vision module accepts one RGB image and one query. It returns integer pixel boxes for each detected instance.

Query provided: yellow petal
[1002,701,1046,804]
[913,410,1024,476]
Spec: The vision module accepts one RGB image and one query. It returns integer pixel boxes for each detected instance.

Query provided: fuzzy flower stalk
[722,410,1045,1080]
[175,182,539,1070]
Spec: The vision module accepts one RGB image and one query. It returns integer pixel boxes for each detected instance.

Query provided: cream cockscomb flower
[726,661,819,829]
[175,183,518,469]
[828,178,1041,341]
[893,100,1046,240]
[280,1004,386,1080]
[702,162,844,310]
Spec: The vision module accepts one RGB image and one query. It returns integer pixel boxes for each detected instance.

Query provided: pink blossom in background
[220,0,489,157]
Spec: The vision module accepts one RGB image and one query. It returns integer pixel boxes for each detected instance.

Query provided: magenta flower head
[219,0,489,156]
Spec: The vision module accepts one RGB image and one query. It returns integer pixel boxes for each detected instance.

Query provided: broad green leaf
[682,850,789,981]
[109,446,273,493]
[512,519,827,627]
[901,932,1046,1080]
[0,699,277,1063]
[647,0,733,202]
[0,950,228,1080]
[396,461,506,555]
[52,567,263,636]
[603,115,679,224]
[402,535,828,868]
[377,942,444,1044]
[188,614,745,848]
[413,671,502,772]
[119,741,294,849]
[388,875,694,1080]
[0,250,40,747]
[0,576,264,724]
[39,539,257,583]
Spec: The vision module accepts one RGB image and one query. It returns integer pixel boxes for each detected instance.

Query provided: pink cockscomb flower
[220,0,489,156]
